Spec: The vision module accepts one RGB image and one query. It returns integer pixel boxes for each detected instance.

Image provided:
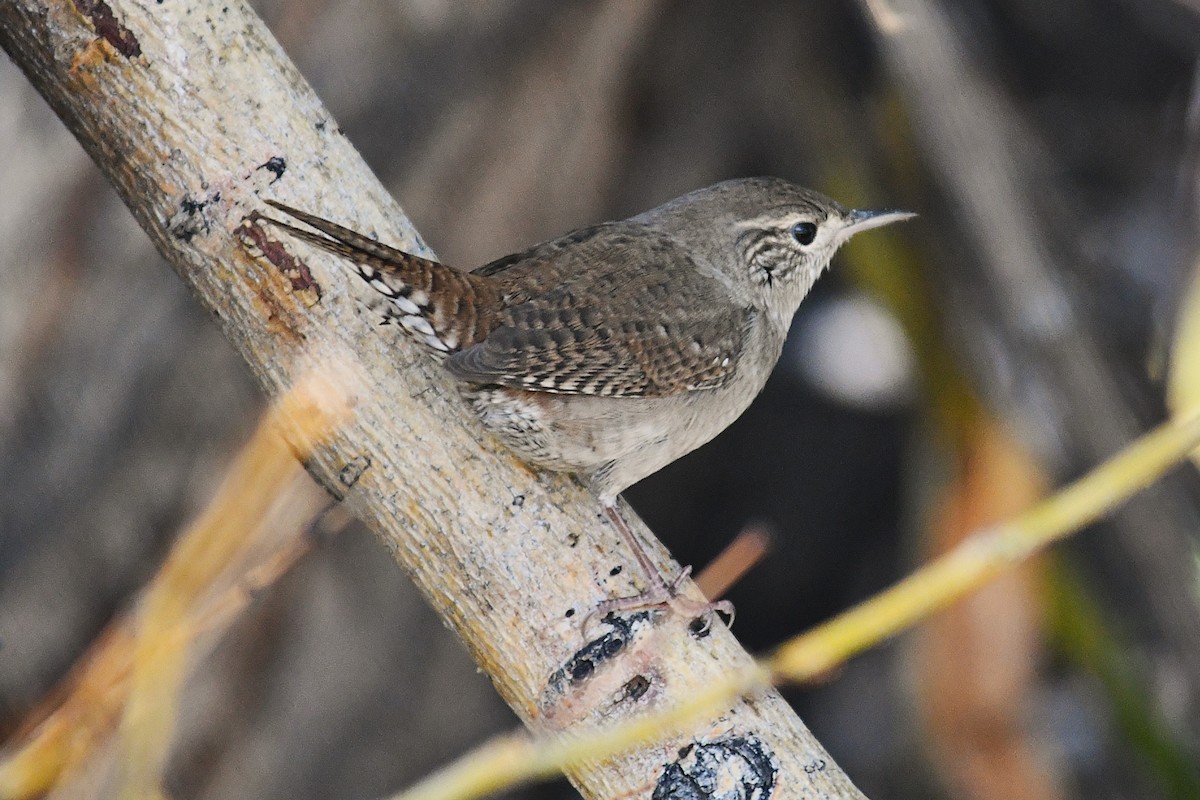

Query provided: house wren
[263,177,912,626]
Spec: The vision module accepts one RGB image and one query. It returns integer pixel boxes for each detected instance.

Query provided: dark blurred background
[2,1,1200,798]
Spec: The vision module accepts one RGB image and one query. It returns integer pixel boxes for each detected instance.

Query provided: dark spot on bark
[621,675,650,702]
[315,119,327,131]
[653,735,777,800]
[512,494,525,507]
[337,455,371,489]
[72,0,142,57]
[170,192,219,243]
[542,611,651,702]
[256,156,287,184]
[570,659,594,682]
[609,565,622,576]
[564,608,575,618]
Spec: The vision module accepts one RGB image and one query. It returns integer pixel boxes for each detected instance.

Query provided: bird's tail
[262,200,498,353]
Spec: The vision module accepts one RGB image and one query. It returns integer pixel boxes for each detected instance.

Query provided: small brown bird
[263,178,912,626]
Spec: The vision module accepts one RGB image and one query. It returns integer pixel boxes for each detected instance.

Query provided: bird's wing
[446,225,754,398]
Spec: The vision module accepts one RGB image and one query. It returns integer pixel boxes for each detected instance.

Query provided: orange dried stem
[693,523,772,600]
[117,373,348,799]
[0,371,349,800]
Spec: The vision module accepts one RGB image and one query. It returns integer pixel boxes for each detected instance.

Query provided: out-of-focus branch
[0,2,863,798]
[0,371,342,799]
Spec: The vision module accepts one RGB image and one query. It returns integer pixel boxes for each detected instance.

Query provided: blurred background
[3,1,1200,798]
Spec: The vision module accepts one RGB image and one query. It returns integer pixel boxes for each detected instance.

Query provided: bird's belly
[464,387,655,472]
[464,378,763,497]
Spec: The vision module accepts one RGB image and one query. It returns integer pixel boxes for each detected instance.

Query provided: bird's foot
[580,565,735,638]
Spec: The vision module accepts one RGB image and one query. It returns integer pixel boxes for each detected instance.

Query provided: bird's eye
[791,221,818,246]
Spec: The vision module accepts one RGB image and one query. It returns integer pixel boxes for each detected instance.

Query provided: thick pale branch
[0,2,863,798]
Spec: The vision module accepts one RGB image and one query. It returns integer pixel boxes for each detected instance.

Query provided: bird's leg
[604,503,666,593]
[581,502,734,636]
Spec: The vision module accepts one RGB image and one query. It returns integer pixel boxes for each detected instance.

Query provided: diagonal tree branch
[0,1,864,797]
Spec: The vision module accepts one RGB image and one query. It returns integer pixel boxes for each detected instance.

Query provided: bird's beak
[835,208,916,245]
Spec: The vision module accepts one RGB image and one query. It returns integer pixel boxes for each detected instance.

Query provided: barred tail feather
[262,201,498,353]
